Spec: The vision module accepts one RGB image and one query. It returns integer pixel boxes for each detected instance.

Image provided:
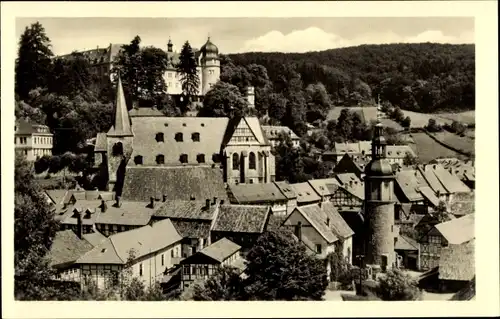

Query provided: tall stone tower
[200,37,220,95]
[363,107,396,271]
[246,86,255,108]
[106,75,134,195]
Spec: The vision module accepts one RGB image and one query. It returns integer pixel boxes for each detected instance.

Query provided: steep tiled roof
[95,133,107,152]
[129,108,165,117]
[432,165,471,194]
[293,204,337,244]
[419,186,440,207]
[121,166,228,202]
[77,218,182,264]
[170,219,212,239]
[211,205,270,234]
[435,214,474,245]
[108,76,133,137]
[335,173,362,187]
[48,230,95,267]
[437,158,475,182]
[386,145,416,158]
[245,117,270,145]
[129,116,228,166]
[418,165,449,195]
[334,142,360,155]
[308,178,341,197]
[261,125,300,140]
[15,118,51,135]
[82,231,107,247]
[45,190,69,205]
[439,239,475,281]
[395,170,427,202]
[58,201,102,226]
[154,200,217,220]
[228,183,286,203]
[222,117,269,147]
[273,181,297,199]
[198,238,241,263]
[290,182,321,204]
[449,192,475,216]
[395,234,419,251]
[95,201,156,226]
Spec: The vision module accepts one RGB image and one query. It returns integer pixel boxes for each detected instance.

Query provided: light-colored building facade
[262,125,300,148]
[15,119,53,161]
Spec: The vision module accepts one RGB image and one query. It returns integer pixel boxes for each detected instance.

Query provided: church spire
[108,74,133,137]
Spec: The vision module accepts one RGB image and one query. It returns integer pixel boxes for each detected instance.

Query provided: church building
[91,75,275,202]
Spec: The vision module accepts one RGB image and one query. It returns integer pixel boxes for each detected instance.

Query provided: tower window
[180,154,188,164]
[175,132,183,142]
[112,142,123,156]
[134,155,143,165]
[156,154,165,165]
[249,152,256,170]
[232,153,240,171]
[197,154,205,163]
[316,244,322,254]
[192,132,200,142]
[156,132,164,142]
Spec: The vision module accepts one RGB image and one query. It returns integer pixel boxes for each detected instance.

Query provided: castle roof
[200,37,219,55]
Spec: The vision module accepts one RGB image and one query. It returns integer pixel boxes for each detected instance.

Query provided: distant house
[394,234,420,270]
[179,238,245,290]
[448,192,475,218]
[332,153,369,178]
[75,218,183,290]
[334,173,364,200]
[307,178,341,202]
[419,214,474,271]
[436,158,475,190]
[261,125,301,148]
[227,183,288,216]
[289,182,322,206]
[273,181,298,214]
[282,202,354,268]
[332,141,415,166]
[15,118,53,161]
[417,164,471,203]
[152,198,220,258]
[210,205,272,251]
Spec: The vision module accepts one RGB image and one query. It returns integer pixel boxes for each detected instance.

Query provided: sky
[15,17,474,55]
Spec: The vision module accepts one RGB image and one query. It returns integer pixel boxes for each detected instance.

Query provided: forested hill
[227,43,475,113]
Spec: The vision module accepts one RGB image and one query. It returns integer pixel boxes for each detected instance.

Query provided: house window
[192,132,200,142]
[112,142,123,156]
[139,263,143,276]
[156,154,165,165]
[249,179,254,184]
[316,244,322,254]
[429,236,441,244]
[171,250,174,258]
[180,154,188,164]
[156,132,164,142]
[232,153,240,170]
[175,132,183,142]
[134,155,143,165]
[249,152,256,170]
[196,154,205,163]
[161,254,164,266]
[168,72,173,78]
[183,266,190,275]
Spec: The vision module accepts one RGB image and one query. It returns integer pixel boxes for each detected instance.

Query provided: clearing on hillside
[401,110,452,128]
[429,131,475,156]
[327,106,402,130]
[436,111,475,125]
[407,132,469,163]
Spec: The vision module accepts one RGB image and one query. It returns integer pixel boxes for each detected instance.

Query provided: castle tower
[167,37,173,53]
[246,86,255,108]
[106,75,134,195]
[200,36,220,95]
[363,101,396,271]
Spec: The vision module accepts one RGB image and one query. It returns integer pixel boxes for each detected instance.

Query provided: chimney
[212,197,217,205]
[220,200,225,205]
[326,218,330,227]
[295,221,302,240]
[190,195,196,201]
[100,200,107,213]
[162,195,167,202]
[76,210,83,239]
[150,196,155,208]
[115,196,121,208]
[349,181,353,188]
[205,199,211,209]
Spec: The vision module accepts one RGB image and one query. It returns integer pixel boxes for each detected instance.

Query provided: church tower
[200,36,220,95]
[363,100,396,271]
[106,75,134,195]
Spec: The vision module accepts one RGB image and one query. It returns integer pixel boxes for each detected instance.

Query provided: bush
[375,269,421,301]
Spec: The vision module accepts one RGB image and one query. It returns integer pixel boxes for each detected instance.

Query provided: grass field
[407,132,469,162]
[430,131,475,156]
[401,110,452,128]
[327,106,402,130]
[437,110,475,125]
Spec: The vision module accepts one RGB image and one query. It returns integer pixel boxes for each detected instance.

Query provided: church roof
[107,75,133,137]
[222,117,269,147]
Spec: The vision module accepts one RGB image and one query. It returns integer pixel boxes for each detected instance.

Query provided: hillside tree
[198,81,248,118]
[177,41,200,102]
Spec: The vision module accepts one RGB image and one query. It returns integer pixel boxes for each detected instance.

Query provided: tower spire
[108,74,133,137]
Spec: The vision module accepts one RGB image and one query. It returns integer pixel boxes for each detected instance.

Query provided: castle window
[156,154,165,165]
[232,153,240,171]
[197,154,205,163]
[180,154,188,164]
[249,152,256,170]
[182,123,187,127]
[134,155,143,165]
[175,133,183,142]
[112,142,123,156]
[192,132,200,142]
[168,72,173,78]
[156,132,164,142]
[201,123,205,127]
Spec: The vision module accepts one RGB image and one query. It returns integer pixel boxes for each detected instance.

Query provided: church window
[197,154,205,163]
[134,155,143,165]
[180,154,188,164]
[192,133,200,142]
[249,152,256,170]
[156,154,165,165]
[112,142,123,156]
[156,132,164,142]
[232,153,240,171]
[175,133,183,142]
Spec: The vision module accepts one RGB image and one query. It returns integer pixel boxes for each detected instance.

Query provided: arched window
[179,154,188,164]
[134,155,143,165]
[197,154,205,163]
[156,154,165,165]
[249,152,256,170]
[192,132,200,142]
[175,132,183,142]
[232,153,240,171]
[156,132,164,142]
[112,142,123,156]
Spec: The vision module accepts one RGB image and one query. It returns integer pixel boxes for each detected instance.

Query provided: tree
[50,52,94,98]
[198,81,248,118]
[426,118,442,132]
[243,229,328,300]
[15,22,54,101]
[402,116,412,129]
[111,36,142,105]
[274,133,308,183]
[177,41,200,101]
[433,200,449,223]
[375,269,421,301]
[15,100,46,125]
[192,266,245,301]
[403,152,419,166]
[305,82,332,122]
[326,251,354,289]
[450,120,467,135]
